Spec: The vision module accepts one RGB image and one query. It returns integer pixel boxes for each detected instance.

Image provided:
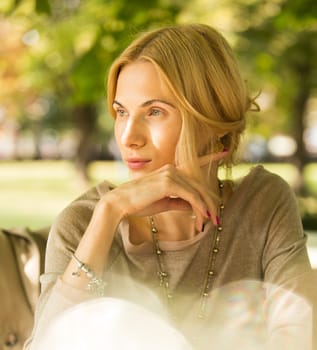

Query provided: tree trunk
[73,103,98,184]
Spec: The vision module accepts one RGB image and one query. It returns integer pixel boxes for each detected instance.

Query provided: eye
[149,108,163,117]
[116,108,128,118]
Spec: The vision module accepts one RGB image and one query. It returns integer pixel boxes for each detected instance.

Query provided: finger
[162,167,218,228]
[135,197,192,217]
[176,154,226,225]
[177,151,229,172]
[198,150,229,167]
[171,174,209,214]
[164,172,217,226]
[166,198,205,231]
[135,197,205,232]
[166,197,205,231]
[115,164,215,225]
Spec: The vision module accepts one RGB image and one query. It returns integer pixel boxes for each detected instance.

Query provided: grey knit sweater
[25,166,314,350]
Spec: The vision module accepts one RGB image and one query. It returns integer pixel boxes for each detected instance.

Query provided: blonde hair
[107,24,258,186]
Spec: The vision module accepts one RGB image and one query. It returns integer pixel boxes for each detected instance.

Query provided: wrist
[95,191,126,224]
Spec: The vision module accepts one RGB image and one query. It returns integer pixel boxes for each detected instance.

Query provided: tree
[1,0,185,181]
[233,0,317,188]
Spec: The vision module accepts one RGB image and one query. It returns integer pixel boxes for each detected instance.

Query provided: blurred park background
[0,0,316,241]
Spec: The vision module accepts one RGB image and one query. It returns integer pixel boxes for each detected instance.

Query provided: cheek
[114,122,122,144]
[165,123,181,148]
[152,127,180,157]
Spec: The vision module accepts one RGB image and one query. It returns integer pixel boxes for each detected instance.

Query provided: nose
[120,116,146,149]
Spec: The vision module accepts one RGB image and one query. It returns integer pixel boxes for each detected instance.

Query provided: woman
[25,24,314,349]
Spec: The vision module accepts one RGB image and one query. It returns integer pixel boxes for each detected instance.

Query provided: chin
[128,169,150,179]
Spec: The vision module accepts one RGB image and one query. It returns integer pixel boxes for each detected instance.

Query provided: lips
[125,158,151,170]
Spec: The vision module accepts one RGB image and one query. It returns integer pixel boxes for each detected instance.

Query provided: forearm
[62,197,122,290]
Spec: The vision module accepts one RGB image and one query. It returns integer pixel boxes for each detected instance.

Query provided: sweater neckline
[120,219,211,255]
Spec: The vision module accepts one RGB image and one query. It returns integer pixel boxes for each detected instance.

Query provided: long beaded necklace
[150,181,225,319]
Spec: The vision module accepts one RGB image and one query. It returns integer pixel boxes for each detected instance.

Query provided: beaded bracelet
[71,254,107,296]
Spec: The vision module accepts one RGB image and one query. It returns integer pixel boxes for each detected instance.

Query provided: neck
[150,210,198,241]
[128,210,198,244]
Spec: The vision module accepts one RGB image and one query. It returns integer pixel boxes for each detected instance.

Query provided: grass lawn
[0,160,316,230]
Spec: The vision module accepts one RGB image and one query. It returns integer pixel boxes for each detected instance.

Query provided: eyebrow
[113,99,176,109]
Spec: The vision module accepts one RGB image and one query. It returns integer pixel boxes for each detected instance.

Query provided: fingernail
[206,210,211,218]
[216,215,220,226]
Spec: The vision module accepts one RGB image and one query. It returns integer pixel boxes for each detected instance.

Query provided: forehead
[115,61,173,102]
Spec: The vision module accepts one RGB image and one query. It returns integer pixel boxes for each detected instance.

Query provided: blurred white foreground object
[33,297,193,350]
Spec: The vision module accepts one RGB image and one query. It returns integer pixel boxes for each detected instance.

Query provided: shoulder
[60,180,115,219]
[235,165,295,202]
[230,165,303,235]
[57,180,115,226]
[228,165,300,224]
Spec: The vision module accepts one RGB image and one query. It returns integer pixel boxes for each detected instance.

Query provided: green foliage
[235,0,317,112]
[35,0,50,14]
[0,0,187,171]
[2,0,316,174]
[5,0,185,130]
